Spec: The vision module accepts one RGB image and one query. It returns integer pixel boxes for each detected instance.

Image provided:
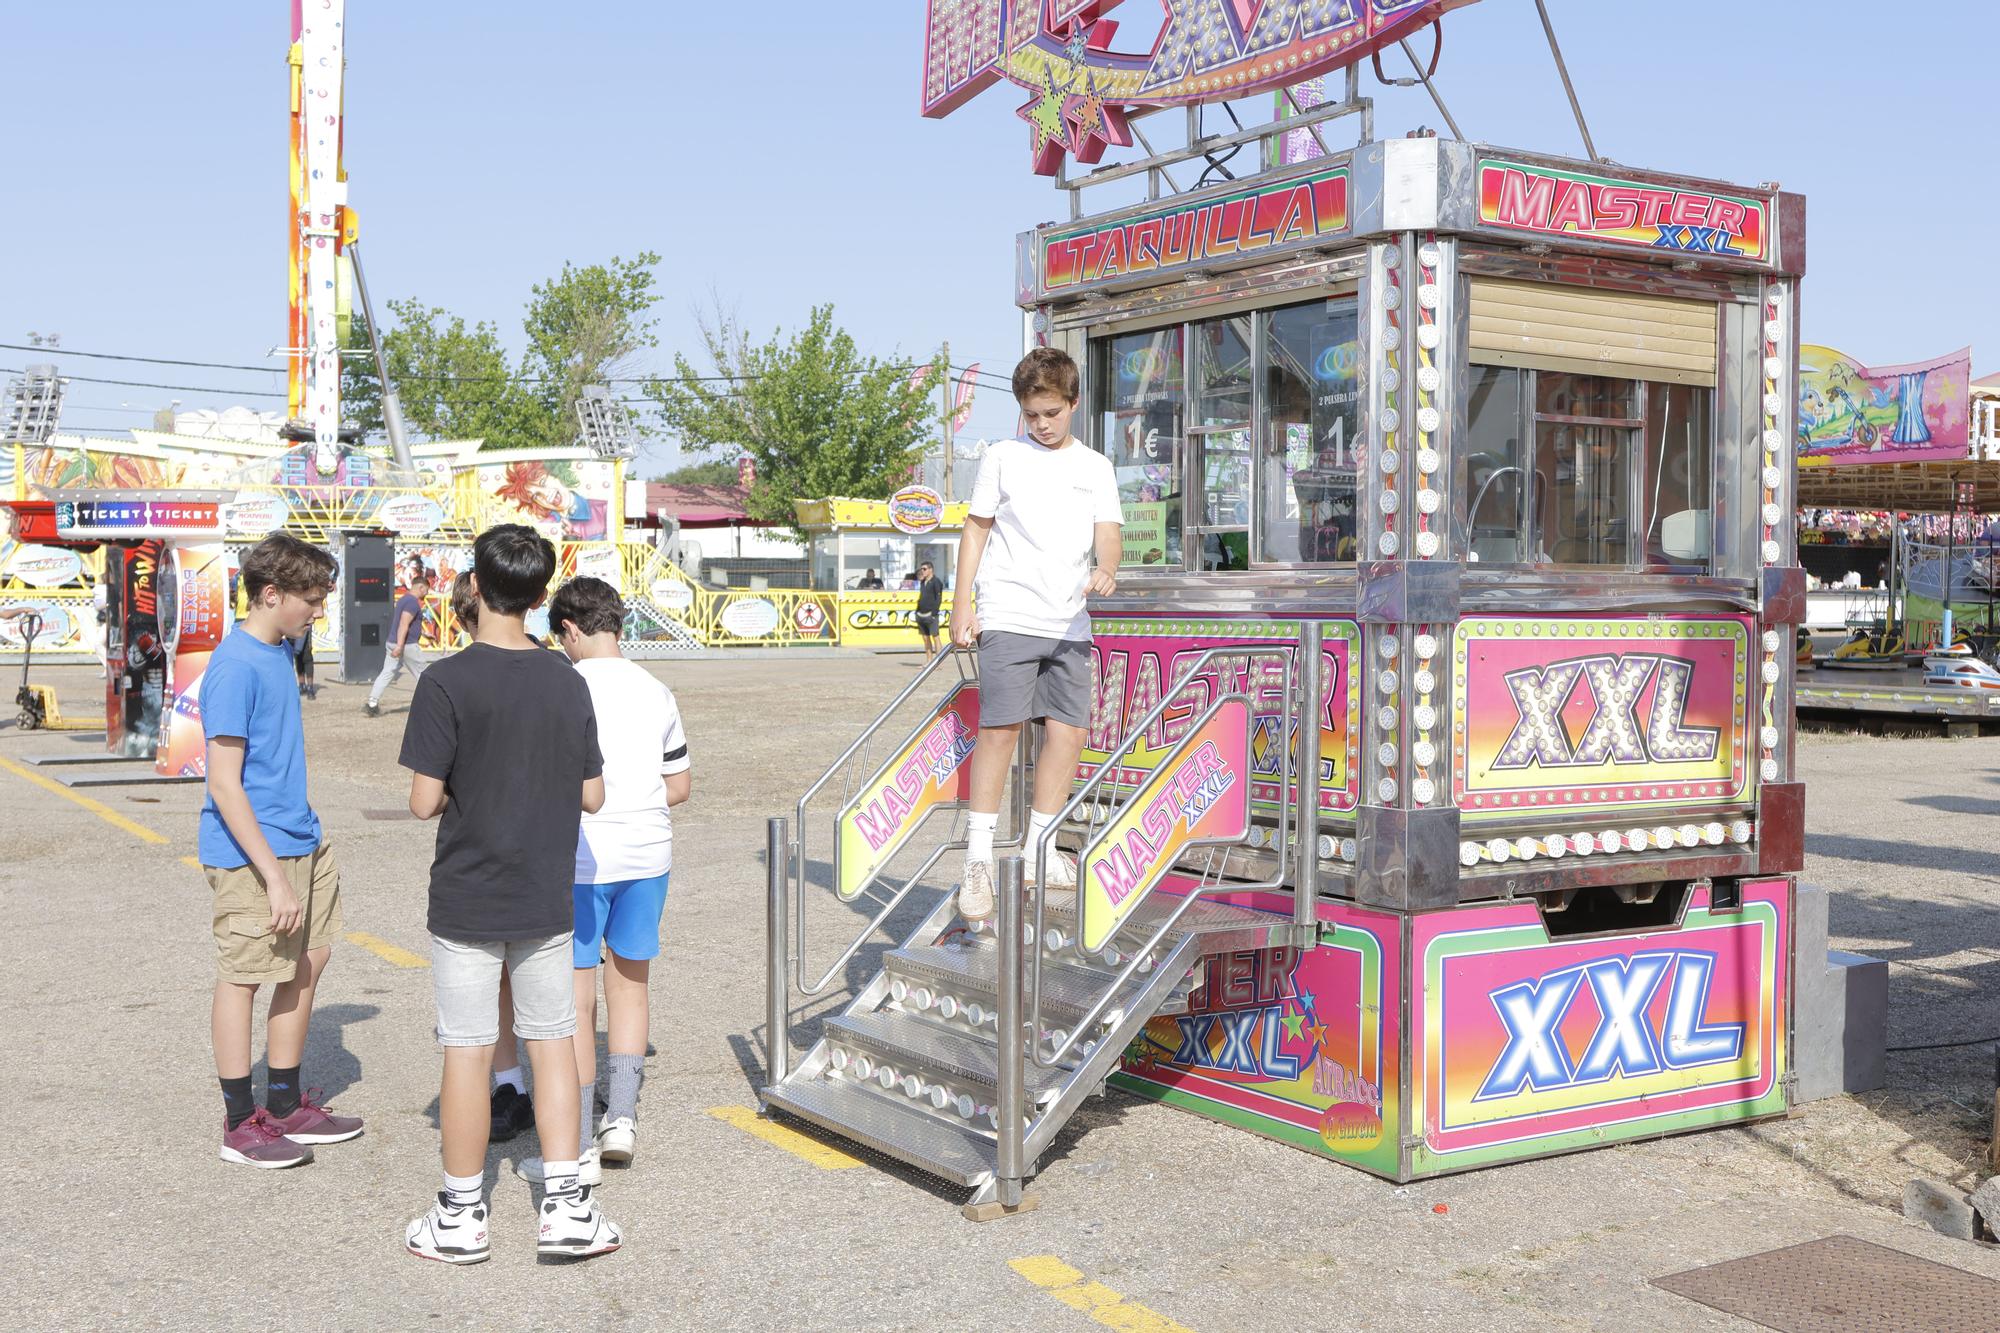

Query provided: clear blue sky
[6,1,1996,471]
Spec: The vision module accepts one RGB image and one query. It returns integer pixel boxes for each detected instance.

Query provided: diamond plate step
[824,1011,1071,1103]
[883,944,1142,1027]
[766,1075,996,1188]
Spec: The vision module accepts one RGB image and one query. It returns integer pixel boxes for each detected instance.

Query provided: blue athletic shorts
[571,871,670,967]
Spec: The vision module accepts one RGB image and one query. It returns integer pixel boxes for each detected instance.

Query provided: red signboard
[1476,157,1768,262]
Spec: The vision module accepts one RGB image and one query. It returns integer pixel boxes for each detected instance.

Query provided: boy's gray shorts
[977,631,1092,728]
[430,932,577,1046]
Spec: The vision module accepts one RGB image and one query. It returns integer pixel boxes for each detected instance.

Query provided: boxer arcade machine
[56,492,235,772]
[763,3,1805,1210]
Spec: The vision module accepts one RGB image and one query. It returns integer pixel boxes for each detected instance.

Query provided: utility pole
[938,341,955,503]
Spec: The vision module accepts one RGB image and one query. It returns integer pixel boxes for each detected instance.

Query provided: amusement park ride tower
[764,1,1810,1211]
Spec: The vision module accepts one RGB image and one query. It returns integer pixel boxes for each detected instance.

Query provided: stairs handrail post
[996,853,1027,1207]
[765,815,790,1098]
[1293,621,1323,939]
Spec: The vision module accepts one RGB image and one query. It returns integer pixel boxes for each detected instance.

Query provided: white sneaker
[513,1148,602,1187]
[538,1184,622,1260]
[406,1193,490,1265]
[1029,850,1077,889]
[597,1116,637,1165]
[958,859,996,923]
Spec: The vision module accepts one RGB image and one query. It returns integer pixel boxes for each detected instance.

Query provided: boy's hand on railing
[951,605,980,649]
[1085,568,1117,598]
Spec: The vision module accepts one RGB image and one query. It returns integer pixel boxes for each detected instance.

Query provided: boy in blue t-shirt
[200,533,362,1168]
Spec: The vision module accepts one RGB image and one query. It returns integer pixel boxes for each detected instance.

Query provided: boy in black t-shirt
[397,524,622,1264]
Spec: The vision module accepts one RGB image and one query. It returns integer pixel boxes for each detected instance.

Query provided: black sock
[266,1065,302,1119]
[221,1076,256,1129]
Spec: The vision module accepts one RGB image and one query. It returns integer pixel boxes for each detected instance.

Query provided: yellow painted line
[0,754,170,845]
[1011,1257,1198,1333]
[706,1104,863,1170]
[181,855,202,869]
[345,931,429,969]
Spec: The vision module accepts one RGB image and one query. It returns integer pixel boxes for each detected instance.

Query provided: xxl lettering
[1571,655,1656,766]
[1493,661,1582,769]
[1646,659,1720,763]
[1574,954,1671,1082]
[1475,970,1583,1100]
[1663,954,1745,1068]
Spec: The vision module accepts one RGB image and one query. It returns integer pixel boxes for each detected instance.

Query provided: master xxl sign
[1476,158,1769,262]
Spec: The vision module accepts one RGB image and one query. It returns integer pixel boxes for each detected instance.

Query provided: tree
[340,252,665,453]
[649,303,943,540]
[651,458,740,487]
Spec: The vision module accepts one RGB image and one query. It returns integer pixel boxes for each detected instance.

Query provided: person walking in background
[365,571,431,716]
[200,534,362,1169]
[399,525,620,1264]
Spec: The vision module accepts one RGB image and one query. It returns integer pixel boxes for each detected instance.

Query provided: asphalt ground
[2,655,1996,1332]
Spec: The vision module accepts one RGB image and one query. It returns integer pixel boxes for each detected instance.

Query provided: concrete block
[1791,884,1889,1103]
[1970,1176,2000,1238]
[1903,1179,1977,1241]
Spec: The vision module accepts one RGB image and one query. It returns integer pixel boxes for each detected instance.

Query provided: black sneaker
[489,1084,535,1142]
[363,699,380,717]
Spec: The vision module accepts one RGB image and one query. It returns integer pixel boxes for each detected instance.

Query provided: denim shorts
[430,933,577,1047]
[572,872,670,967]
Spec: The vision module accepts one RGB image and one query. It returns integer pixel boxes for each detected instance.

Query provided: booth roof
[645,482,757,527]
[1797,458,2000,513]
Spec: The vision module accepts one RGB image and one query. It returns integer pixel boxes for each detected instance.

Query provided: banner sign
[1086,616,1359,816]
[888,485,945,535]
[1476,158,1769,262]
[1412,880,1787,1170]
[56,497,225,541]
[1037,164,1349,298]
[1079,695,1251,952]
[836,683,981,900]
[158,544,234,778]
[922,0,1482,174]
[1797,344,1971,467]
[1115,909,1403,1177]
[1452,616,1751,819]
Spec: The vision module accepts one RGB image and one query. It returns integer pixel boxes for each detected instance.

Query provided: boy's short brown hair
[548,576,626,638]
[239,534,336,603]
[449,570,479,631]
[1012,346,1080,404]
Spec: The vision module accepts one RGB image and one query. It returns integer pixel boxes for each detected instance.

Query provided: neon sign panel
[923,0,1484,174]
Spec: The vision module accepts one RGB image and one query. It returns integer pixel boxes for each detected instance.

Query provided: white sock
[966,811,999,864]
[543,1160,581,1199]
[491,1066,525,1094]
[1027,807,1059,852]
[443,1169,484,1209]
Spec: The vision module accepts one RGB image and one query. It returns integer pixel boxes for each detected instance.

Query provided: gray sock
[606,1053,645,1123]
[580,1084,596,1157]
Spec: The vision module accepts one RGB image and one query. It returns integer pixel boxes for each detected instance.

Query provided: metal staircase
[762,628,1326,1215]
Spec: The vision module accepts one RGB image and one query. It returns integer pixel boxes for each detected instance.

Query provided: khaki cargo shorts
[205,840,342,984]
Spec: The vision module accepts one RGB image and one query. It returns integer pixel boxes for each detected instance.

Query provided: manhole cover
[1652,1234,2000,1332]
[359,809,414,821]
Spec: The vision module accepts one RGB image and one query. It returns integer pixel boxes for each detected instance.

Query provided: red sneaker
[220,1110,314,1169]
[267,1088,364,1145]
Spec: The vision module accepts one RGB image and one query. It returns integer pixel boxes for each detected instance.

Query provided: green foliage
[651,458,741,487]
[648,304,944,540]
[347,253,663,452]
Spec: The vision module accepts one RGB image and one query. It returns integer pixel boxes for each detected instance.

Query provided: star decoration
[1306,1022,1331,1050]
[1282,1011,1306,1040]
[1015,15,1134,175]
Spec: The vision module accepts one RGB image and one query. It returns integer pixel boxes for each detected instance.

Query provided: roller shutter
[1469,279,1718,387]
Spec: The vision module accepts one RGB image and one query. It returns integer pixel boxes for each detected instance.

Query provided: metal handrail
[1028,643,1303,1070]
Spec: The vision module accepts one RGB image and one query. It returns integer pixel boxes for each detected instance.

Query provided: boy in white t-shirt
[513,576,691,1180]
[950,347,1124,922]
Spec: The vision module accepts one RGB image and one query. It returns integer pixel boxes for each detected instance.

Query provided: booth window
[1095,326,1185,569]
[1189,316,1253,571]
[1465,278,1719,572]
[1262,297,1360,563]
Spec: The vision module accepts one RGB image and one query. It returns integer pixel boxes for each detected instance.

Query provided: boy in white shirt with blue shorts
[532,575,691,1174]
[950,347,1123,921]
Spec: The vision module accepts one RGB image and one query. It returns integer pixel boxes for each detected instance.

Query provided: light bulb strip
[1459,819,1754,867]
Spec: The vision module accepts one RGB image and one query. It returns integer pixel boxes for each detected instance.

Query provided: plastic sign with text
[55,497,226,541]
[1080,695,1251,952]
[836,684,981,900]
[1476,158,1769,262]
[923,0,1483,174]
[1037,163,1348,299]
